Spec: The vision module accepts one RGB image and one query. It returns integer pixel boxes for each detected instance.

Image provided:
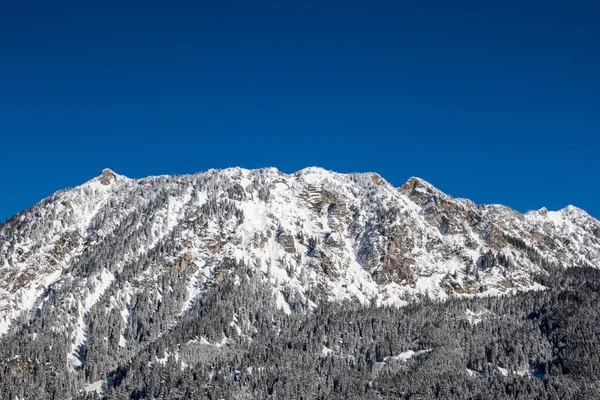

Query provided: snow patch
[388,349,431,362]
[321,346,333,356]
[68,269,115,369]
[83,380,105,394]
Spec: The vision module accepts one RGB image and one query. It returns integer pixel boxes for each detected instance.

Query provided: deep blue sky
[1,0,599,222]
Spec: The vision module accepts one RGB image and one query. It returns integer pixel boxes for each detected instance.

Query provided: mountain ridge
[1,166,598,336]
[97,167,597,219]
[5,166,591,225]
[1,166,599,398]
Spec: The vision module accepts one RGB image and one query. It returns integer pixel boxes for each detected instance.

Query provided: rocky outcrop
[50,231,82,262]
[205,235,222,254]
[380,236,415,283]
[175,253,192,273]
[276,230,296,254]
[99,168,117,185]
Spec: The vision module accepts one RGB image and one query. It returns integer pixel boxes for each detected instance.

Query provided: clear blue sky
[1,0,599,222]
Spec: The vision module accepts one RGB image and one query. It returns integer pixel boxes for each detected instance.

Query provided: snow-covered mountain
[0,167,599,368]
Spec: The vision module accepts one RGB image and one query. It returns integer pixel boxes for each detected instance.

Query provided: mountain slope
[1,167,599,337]
[0,167,599,397]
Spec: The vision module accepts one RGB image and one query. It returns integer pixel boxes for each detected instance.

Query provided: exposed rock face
[99,168,117,185]
[205,235,222,254]
[380,234,415,283]
[400,177,474,236]
[175,253,192,273]
[276,230,296,254]
[51,231,81,258]
[0,166,599,347]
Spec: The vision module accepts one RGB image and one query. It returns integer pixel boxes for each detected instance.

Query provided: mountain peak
[95,168,129,185]
[538,207,549,216]
[99,168,117,185]
[562,204,585,214]
[399,176,447,202]
[560,205,597,224]
[295,166,330,175]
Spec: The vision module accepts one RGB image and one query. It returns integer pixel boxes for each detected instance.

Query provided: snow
[68,269,115,369]
[118,288,131,347]
[321,346,333,356]
[155,351,171,365]
[83,380,105,394]
[466,368,485,379]
[465,309,491,325]
[546,210,566,227]
[230,313,242,336]
[497,365,530,378]
[388,349,431,362]
[467,363,543,380]
[181,265,203,314]
[0,268,63,335]
[198,336,228,348]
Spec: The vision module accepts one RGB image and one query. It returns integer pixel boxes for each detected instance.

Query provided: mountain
[1,167,599,399]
